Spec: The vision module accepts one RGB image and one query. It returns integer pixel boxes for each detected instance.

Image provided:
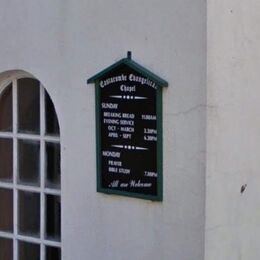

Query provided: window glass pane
[46,195,61,241]
[18,78,40,134]
[18,140,40,186]
[0,84,12,132]
[19,241,40,260]
[0,237,13,260]
[0,138,13,182]
[0,188,13,232]
[46,246,61,260]
[45,91,60,136]
[18,191,40,238]
[46,142,60,189]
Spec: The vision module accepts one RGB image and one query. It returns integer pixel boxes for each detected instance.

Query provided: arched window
[0,74,61,260]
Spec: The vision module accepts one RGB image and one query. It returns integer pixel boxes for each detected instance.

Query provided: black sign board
[88,53,168,201]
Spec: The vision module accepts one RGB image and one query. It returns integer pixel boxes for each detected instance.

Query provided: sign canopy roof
[87,52,168,88]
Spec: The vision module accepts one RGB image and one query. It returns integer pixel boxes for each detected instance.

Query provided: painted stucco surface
[206,1,260,259]
[0,0,206,259]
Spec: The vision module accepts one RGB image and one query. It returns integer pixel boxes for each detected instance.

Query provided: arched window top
[0,74,61,260]
[0,76,60,136]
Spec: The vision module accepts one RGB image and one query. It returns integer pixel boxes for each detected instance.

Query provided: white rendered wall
[0,1,206,259]
[206,1,260,259]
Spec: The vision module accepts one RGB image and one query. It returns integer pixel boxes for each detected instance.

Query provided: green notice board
[88,53,168,201]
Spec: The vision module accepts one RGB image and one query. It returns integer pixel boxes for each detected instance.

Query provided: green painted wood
[95,80,102,192]
[89,54,167,201]
[87,54,168,88]
[157,86,163,201]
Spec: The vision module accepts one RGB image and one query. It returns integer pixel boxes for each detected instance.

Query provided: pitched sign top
[87,52,168,87]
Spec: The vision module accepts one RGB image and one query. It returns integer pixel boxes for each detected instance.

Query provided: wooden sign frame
[88,52,168,201]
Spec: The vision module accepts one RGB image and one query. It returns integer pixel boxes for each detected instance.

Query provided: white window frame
[0,72,61,260]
